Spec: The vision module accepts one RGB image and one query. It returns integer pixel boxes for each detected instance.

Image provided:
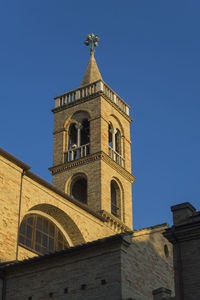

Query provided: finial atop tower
[84,33,100,55]
[80,33,102,87]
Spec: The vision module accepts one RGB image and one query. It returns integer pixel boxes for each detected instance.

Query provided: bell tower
[49,34,135,229]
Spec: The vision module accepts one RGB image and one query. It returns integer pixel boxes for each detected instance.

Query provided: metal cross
[84,33,100,54]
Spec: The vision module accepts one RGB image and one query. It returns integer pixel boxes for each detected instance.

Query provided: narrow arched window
[70,176,87,204]
[108,123,113,148]
[65,111,90,162]
[18,214,69,255]
[68,123,77,149]
[115,129,121,154]
[81,119,90,146]
[111,180,121,219]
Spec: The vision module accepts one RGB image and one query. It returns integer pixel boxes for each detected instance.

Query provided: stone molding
[52,92,101,113]
[52,91,132,123]
[49,152,102,174]
[49,151,135,183]
[0,148,30,171]
[100,92,132,122]
[102,152,135,182]
[99,210,132,233]
[164,221,200,244]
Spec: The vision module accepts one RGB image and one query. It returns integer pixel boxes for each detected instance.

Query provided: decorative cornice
[164,221,200,244]
[100,92,132,123]
[0,148,30,171]
[52,92,101,114]
[101,152,135,182]
[100,210,132,233]
[49,151,135,183]
[52,91,132,123]
[49,152,103,175]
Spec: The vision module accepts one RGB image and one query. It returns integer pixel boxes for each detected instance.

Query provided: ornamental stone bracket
[99,210,132,233]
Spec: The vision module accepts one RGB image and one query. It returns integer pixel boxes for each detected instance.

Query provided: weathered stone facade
[0,47,176,299]
[0,231,174,300]
[50,89,134,228]
[0,149,123,262]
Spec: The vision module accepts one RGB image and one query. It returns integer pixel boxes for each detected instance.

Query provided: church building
[0,34,176,300]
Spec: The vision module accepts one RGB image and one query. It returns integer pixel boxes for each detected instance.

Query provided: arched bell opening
[108,122,124,167]
[64,111,90,162]
[68,123,78,149]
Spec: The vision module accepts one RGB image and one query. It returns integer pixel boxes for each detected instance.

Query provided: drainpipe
[171,226,184,300]
[16,170,26,261]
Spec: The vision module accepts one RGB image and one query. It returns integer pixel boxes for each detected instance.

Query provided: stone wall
[0,154,24,261]
[51,93,134,228]
[3,235,123,300]
[0,150,117,262]
[164,202,200,300]
[2,232,174,300]
[122,225,174,300]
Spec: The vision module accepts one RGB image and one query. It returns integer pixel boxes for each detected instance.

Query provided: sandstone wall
[121,225,174,300]
[0,152,117,262]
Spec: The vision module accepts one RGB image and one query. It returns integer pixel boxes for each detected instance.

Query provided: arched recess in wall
[20,204,85,252]
[66,173,88,204]
[63,111,91,162]
[110,177,124,221]
[18,212,70,255]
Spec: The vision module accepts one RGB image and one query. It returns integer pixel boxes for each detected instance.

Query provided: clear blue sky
[1,1,200,229]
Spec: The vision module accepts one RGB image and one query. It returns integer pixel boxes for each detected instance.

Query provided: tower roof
[80,52,102,87]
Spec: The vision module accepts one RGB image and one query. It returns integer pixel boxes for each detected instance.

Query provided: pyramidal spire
[80,33,102,87]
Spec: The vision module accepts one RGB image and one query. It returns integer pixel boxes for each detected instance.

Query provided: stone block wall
[121,225,174,300]
[3,236,123,300]
[0,154,24,261]
[2,232,174,300]
[164,202,200,300]
[51,93,134,228]
[101,159,133,228]
[0,150,117,262]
